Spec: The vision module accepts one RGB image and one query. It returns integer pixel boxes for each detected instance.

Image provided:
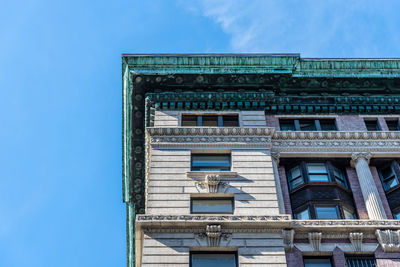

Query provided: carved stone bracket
[271,151,280,165]
[350,152,372,168]
[282,229,295,251]
[376,229,400,252]
[349,232,363,251]
[195,175,229,193]
[308,232,322,251]
[195,224,232,247]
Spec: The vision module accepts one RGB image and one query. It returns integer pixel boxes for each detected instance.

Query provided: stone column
[271,152,286,214]
[350,152,387,220]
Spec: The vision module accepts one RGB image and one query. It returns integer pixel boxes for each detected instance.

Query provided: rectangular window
[190,252,237,267]
[346,256,377,267]
[280,119,296,131]
[182,115,239,127]
[394,212,400,219]
[386,118,400,131]
[279,119,336,131]
[315,205,339,219]
[191,198,234,214]
[379,165,399,190]
[333,166,347,187]
[295,207,310,220]
[191,154,231,171]
[365,119,380,131]
[304,258,332,267]
[307,163,329,182]
[288,165,304,189]
[343,207,357,219]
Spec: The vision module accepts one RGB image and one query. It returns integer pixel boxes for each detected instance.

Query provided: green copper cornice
[122,54,400,78]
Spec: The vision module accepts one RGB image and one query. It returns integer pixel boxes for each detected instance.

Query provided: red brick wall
[370,166,393,219]
[376,246,400,266]
[346,167,369,219]
[333,247,346,267]
[278,166,292,215]
[336,115,367,131]
[286,247,304,267]
[265,115,280,130]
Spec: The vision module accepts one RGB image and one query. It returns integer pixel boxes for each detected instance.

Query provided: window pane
[289,165,303,189]
[319,119,337,131]
[333,167,347,187]
[344,208,357,219]
[191,155,231,171]
[191,199,233,213]
[304,258,332,267]
[381,166,394,179]
[203,116,218,126]
[346,256,377,267]
[394,212,400,219]
[182,115,198,126]
[307,163,328,174]
[315,206,339,219]
[384,177,399,189]
[295,208,310,220]
[299,120,317,131]
[365,119,380,131]
[191,253,237,267]
[223,115,239,127]
[279,119,295,131]
[309,174,329,182]
[386,119,399,131]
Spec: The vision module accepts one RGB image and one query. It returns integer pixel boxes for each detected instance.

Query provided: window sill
[187,171,238,179]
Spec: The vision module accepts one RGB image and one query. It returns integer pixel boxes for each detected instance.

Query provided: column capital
[350,152,372,168]
[271,151,280,165]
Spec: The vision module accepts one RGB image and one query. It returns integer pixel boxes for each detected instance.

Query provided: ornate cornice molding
[147,127,274,149]
[272,131,400,155]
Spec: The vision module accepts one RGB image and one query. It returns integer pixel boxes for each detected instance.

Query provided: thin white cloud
[184,0,400,57]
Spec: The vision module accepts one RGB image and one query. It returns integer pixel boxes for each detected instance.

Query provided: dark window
[279,119,336,131]
[287,161,348,190]
[365,119,380,131]
[182,115,238,127]
[346,256,377,267]
[191,154,231,171]
[378,163,399,190]
[386,118,400,131]
[294,207,310,219]
[303,258,332,267]
[190,252,238,267]
[343,207,357,219]
[191,198,234,214]
[394,212,400,219]
[315,205,339,219]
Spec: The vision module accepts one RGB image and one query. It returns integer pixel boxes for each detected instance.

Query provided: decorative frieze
[376,229,400,252]
[349,232,363,251]
[308,232,322,251]
[147,127,275,136]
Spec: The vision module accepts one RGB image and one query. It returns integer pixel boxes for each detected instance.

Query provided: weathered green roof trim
[123,54,400,78]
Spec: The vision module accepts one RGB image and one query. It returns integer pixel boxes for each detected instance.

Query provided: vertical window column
[350,153,387,219]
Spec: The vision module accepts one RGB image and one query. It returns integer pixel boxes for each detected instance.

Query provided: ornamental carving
[195,175,229,193]
[282,229,295,251]
[308,232,322,251]
[349,232,363,251]
[350,152,372,167]
[147,127,275,136]
[195,224,232,247]
[376,229,400,252]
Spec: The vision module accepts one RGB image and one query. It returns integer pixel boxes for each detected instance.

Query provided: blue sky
[1,1,400,266]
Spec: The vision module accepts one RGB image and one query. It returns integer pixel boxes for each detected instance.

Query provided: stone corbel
[195,174,229,193]
[195,224,231,247]
[376,229,400,252]
[349,232,363,251]
[282,229,295,251]
[308,232,322,251]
